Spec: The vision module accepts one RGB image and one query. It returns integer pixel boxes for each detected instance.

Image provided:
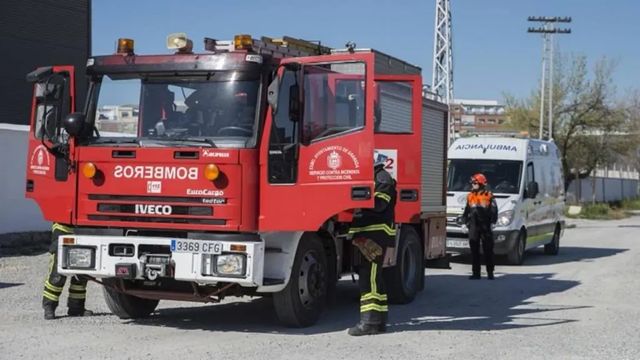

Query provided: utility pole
[527,16,571,140]
[432,0,454,145]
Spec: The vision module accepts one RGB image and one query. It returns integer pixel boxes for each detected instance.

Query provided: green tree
[506,55,639,193]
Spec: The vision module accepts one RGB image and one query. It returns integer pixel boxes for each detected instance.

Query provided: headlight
[65,247,95,269]
[202,253,246,276]
[216,254,245,276]
[497,210,515,227]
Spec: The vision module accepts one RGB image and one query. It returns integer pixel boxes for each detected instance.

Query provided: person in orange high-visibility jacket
[461,173,498,280]
[347,161,397,336]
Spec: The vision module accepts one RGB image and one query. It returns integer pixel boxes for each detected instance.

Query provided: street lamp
[527,16,572,140]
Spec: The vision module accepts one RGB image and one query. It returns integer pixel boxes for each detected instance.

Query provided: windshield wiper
[88,138,140,146]
[169,137,217,148]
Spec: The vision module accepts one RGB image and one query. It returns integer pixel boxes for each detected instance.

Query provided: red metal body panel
[73,147,258,232]
[259,53,376,231]
[373,75,423,223]
[25,65,77,224]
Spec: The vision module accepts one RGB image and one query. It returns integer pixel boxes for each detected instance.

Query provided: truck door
[24,66,78,223]
[259,53,375,231]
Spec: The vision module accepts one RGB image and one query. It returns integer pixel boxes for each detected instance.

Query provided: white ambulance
[445,137,565,264]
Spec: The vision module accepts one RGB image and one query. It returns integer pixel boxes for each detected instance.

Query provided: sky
[92,0,640,102]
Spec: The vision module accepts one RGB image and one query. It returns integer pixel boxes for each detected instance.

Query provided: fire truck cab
[25,34,448,327]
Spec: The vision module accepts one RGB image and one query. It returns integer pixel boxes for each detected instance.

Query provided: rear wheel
[385,226,423,304]
[273,234,328,327]
[544,225,561,255]
[102,279,159,319]
[507,230,526,265]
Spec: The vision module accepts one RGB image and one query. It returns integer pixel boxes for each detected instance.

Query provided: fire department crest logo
[327,151,342,170]
[29,145,51,175]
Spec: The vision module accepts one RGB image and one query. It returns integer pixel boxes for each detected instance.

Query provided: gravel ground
[1,217,639,360]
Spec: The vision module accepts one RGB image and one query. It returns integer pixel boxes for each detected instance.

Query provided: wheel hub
[297,251,326,309]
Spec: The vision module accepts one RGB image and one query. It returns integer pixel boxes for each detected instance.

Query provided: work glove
[353,237,383,262]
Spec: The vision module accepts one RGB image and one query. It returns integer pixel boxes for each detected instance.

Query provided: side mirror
[267,77,280,114]
[526,181,539,198]
[288,83,301,123]
[63,112,86,138]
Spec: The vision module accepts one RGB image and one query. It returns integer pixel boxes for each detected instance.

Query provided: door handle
[351,186,371,200]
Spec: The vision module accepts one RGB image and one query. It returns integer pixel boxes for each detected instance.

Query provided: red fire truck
[25,34,448,327]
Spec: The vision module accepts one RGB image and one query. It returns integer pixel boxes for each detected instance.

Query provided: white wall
[0,124,50,233]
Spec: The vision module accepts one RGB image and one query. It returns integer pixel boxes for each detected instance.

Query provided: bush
[572,203,629,220]
[621,198,640,210]
[581,203,610,219]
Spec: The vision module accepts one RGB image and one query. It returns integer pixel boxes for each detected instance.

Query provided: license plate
[171,239,223,254]
[446,239,468,248]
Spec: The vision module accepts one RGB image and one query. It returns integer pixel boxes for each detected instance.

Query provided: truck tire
[273,234,328,327]
[102,279,159,319]
[544,224,561,255]
[507,230,526,265]
[384,226,422,304]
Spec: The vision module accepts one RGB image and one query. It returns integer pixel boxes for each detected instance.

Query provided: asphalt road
[1,217,639,359]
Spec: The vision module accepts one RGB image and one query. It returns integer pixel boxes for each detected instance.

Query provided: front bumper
[57,234,264,287]
[445,228,520,255]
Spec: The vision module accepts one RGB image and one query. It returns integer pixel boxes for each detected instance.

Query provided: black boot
[348,322,384,336]
[487,272,495,280]
[68,308,94,317]
[44,305,56,320]
[468,274,480,280]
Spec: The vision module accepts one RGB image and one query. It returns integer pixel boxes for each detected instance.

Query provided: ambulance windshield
[448,159,523,194]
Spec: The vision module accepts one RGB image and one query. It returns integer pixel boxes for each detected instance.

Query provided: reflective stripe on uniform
[44,281,63,293]
[370,262,378,295]
[374,192,391,203]
[52,223,73,234]
[68,292,86,300]
[361,292,387,302]
[43,290,60,302]
[69,284,86,292]
[360,303,388,313]
[348,223,396,236]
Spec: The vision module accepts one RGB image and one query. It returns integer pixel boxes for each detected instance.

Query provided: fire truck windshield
[88,72,260,148]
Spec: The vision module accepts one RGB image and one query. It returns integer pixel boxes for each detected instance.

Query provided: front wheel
[273,234,328,327]
[102,279,159,319]
[507,230,526,265]
[384,226,423,304]
[544,225,561,255]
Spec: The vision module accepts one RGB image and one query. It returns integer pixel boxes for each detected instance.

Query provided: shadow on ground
[0,282,23,290]
[451,246,628,266]
[127,270,587,335]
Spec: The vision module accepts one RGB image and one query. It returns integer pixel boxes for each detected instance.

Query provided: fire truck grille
[97,203,213,216]
[85,194,227,226]
[87,215,226,225]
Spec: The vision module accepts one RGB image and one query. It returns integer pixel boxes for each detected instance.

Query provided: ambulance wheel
[385,226,422,304]
[274,234,327,327]
[507,230,526,265]
[544,224,561,255]
[102,279,159,319]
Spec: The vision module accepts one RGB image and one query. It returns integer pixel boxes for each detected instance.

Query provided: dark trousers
[42,228,88,310]
[470,231,494,275]
[358,250,388,325]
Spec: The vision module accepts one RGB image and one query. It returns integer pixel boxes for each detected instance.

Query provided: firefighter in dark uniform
[461,173,498,280]
[42,223,93,319]
[347,160,397,336]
